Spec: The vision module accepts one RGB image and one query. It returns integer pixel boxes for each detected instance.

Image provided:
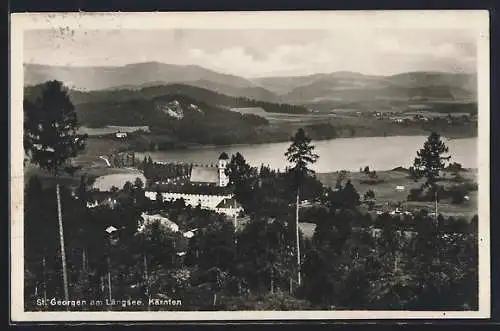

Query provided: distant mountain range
[256,71,476,104]
[24,62,477,107]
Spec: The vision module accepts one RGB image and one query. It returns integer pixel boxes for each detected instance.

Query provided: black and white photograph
[10,11,490,321]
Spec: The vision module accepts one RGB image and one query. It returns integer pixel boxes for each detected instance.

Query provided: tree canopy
[285,128,319,190]
[412,132,451,189]
[24,80,88,175]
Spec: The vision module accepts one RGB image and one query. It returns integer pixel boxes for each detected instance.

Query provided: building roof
[151,182,232,196]
[216,197,242,209]
[219,152,229,160]
[190,165,219,184]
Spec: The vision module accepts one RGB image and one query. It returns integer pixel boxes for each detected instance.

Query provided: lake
[136,136,478,173]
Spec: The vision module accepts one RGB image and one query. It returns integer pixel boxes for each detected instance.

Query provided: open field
[263,115,476,141]
[92,171,146,191]
[79,125,150,136]
[316,169,478,219]
[230,107,268,116]
[24,163,140,189]
[299,222,317,239]
[263,112,339,123]
[256,108,477,140]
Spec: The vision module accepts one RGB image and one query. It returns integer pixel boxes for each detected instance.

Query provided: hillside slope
[66,84,308,114]
[24,85,271,147]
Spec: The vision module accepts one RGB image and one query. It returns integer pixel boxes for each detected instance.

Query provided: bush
[407,188,424,201]
[462,181,478,191]
[360,178,385,185]
[300,206,330,224]
[364,189,375,200]
[450,172,465,182]
[407,184,471,204]
[241,114,269,126]
[449,185,469,205]
[408,185,455,202]
[221,292,313,311]
[447,162,464,172]
[445,216,470,233]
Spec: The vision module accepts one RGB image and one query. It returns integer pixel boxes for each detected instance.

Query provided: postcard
[10,10,490,322]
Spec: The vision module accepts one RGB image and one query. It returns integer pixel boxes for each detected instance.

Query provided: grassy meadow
[24,162,138,190]
[316,168,478,219]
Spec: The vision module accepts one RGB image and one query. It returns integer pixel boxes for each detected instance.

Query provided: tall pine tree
[412,132,451,190]
[285,128,319,286]
[24,80,87,302]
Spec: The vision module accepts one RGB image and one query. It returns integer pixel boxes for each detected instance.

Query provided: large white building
[145,152,242,216]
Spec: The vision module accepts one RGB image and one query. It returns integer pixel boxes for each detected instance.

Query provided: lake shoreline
[134,135,478,173]
[316,167,478,176]
[84,123,477,154]
[134,132,477,154]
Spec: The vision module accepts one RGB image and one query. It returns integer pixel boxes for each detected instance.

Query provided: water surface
[136,136,477,173]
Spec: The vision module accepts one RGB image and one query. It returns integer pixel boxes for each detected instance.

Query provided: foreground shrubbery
[24,167,478,311]
[407,181,477,204]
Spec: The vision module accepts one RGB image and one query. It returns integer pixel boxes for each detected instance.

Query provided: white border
[10,10,490,322]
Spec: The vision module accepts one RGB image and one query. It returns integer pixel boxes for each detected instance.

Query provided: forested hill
[24,85,273,146]
[66,84,309,114]
[74,93,268,128]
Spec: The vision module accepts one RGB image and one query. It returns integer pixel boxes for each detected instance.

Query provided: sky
[23,29,477,78]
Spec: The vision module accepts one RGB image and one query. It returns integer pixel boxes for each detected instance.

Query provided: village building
[144,152,243,213]
[115,131,128,139]
[215,197,244,218]
[85,191,118,209]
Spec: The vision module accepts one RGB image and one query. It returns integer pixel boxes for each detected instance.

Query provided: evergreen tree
[412,132,451,189]
[134,177,144,190]
[285,128,319,286]
[76,175,89,207]
[25,175,43,204]
[341,180,360,209]
[225,152,258,210]
[24,80,88,303]
[155,191,163,209]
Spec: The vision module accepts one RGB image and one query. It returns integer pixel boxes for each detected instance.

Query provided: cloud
[24,29,477,76]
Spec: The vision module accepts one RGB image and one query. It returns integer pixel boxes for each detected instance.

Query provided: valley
[24,62,478,157]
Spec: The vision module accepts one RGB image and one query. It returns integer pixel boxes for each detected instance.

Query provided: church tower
[218,152,229,187]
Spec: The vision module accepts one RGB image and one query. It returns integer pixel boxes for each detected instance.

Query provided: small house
[215,198,243,218]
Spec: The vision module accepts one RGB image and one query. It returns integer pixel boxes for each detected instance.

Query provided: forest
[66,83,309,114]
[24,160,478,311]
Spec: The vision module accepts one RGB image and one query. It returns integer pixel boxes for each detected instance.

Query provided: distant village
[324,108,477,124]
